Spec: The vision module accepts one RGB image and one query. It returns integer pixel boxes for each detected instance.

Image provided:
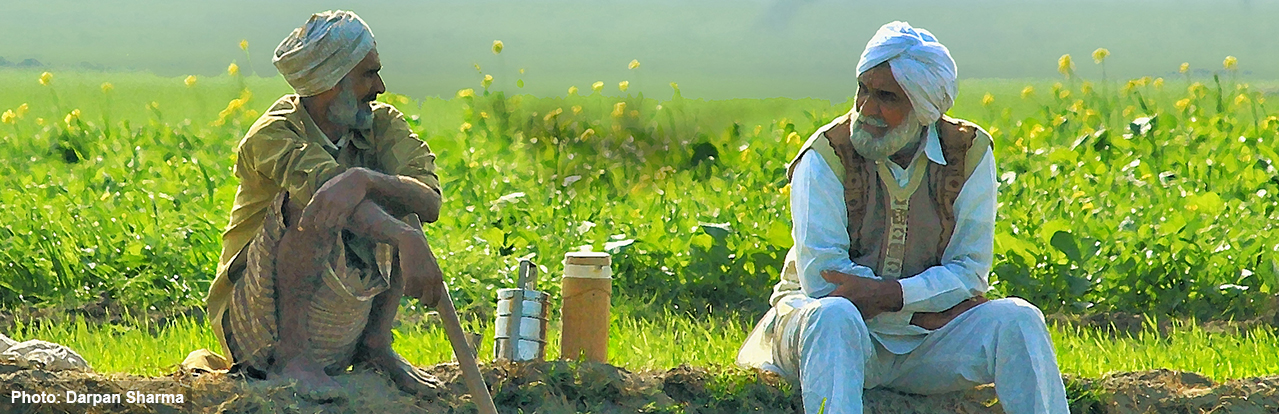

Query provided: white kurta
[738,119,1069,414]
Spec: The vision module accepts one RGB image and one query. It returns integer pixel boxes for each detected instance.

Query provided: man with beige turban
[737,22,1069,413]
[204,10,445,396]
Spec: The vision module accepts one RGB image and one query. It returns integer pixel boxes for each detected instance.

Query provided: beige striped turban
[273,10,376,97]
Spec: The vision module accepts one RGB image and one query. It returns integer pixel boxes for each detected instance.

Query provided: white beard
[849,111,924,161]
[327,78,375,132]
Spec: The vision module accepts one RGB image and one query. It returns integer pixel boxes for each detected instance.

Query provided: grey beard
[849,112,924,161]
[327,79,375,132]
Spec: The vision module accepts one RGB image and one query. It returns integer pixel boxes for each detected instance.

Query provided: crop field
[2,49,1279,413]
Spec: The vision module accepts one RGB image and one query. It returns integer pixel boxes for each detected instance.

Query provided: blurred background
[2,0,1276,100]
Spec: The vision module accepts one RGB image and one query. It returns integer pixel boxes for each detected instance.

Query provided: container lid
[564,251,611,266]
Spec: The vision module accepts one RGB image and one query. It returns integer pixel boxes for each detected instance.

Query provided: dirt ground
[2,362,1277,414]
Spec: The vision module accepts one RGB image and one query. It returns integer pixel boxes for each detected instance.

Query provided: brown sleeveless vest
[789,115,991,279]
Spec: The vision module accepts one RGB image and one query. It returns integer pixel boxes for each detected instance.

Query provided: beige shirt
[206,94,441,355]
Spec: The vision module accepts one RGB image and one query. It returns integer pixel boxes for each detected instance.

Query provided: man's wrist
[879,280,904,312]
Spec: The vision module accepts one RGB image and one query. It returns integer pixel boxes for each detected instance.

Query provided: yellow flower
[239,39,249,51]
[543,107,563,122]
[1,110,14,124]
[1179,62,1189,74]
[1092,48,1110,64]
[100,82,114,93]
[1082,202,1095,211]
[1057,54,1074,78]
[1081,81,1094,95]
[1153,77,1164,88]
[1235,94,1250,106]
[457,88,475,98]
[64,109,81,125]
[16,103,28,117]
[1021,86,1035,99]
[612,102,626,118]
[38,71,53,86]
[580,128,595,140]
[228,62,240,76]
[1058,89,1071,99]
[519,68,525,74]
[481,74,493,89]
[460,122,472,132]
[1188,82,1206,98]
[786,131,800,144]
[628,59,640,70]
[35,117,45,126]
[492,40,504,54]
[184,75,197,87]
[568,86,578,95]
[571,105,582,115]
[480,111,489,119]
[1223,56,1238,70]
[618,81,629,92]
[592,81,604,93]
[981,93,994,106]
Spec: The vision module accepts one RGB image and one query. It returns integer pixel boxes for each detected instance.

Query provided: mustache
[857,115,888,128]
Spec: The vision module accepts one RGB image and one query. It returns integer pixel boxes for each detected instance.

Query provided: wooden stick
[436,286,498,414]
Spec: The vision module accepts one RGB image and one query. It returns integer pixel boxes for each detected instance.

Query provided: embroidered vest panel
[824,116,979,279]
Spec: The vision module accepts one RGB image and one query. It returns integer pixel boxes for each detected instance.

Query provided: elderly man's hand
[820,270,904,321]
[396,219,444,308]
[909,296,988,330]
[300,167,370,232]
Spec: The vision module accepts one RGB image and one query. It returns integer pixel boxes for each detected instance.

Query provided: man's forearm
[356,168,442,223]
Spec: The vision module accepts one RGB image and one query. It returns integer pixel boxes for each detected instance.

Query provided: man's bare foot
[357,346,442,395]
[270,355,345,401]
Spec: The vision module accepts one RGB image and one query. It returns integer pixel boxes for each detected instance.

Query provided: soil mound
[1,362,1276,413]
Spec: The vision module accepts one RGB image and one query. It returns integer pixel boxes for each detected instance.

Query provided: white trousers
[772,297,1069,414]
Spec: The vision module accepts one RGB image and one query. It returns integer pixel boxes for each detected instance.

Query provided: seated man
[738,22,1068,414]
[205,10,445,396]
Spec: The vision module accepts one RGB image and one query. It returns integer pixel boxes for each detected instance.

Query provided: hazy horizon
[2,0,1276,100]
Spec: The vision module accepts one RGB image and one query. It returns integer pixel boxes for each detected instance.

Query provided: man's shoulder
[368,101,417,142]
[238,95,307,151]
[936,116,992,149]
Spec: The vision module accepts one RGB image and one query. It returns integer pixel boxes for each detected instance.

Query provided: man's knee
[806,297,870,336]
[984,297,1050,336]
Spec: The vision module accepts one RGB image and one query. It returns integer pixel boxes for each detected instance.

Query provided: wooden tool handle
[437,287,498,414]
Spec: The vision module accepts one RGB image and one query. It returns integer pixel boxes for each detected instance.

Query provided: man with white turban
[737,22,1069,413]
[204,10,446,397]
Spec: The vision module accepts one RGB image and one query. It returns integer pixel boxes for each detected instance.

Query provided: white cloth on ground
[0,339,92,371]
[273,10,376,97]
[773,296,1069,414]
[856,21,958,126]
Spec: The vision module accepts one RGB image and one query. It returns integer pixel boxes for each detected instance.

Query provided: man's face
[349,49,386,104]
[853,64,912,139]
[327,49,385,131]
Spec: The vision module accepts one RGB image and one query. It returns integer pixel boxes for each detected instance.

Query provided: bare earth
[1,361,1277,414]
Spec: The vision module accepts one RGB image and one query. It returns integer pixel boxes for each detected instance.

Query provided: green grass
[1052,320,1279,381]
[9,311,1278,382]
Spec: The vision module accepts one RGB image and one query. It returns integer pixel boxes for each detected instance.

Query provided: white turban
[273,10,376,97]
[856,21,957,126]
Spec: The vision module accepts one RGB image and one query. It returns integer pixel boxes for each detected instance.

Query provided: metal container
[494,260,549,361]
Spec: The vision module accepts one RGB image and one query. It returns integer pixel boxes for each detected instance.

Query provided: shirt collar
[923,120,947,166]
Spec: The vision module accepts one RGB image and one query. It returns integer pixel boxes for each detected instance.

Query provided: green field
[3,52,1277,321]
